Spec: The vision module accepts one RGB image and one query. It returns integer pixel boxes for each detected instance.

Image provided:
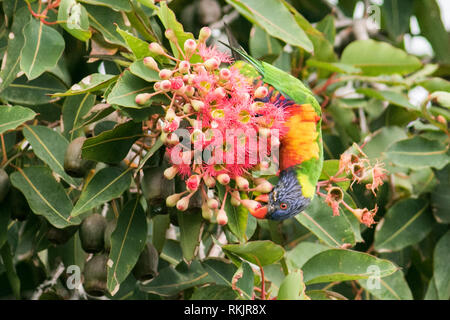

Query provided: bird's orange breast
[280,104,320,170]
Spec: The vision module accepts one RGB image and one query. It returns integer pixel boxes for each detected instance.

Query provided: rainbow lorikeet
[231,48,324,221]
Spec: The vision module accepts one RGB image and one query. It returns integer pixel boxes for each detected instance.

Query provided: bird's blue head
[251,167,311,220]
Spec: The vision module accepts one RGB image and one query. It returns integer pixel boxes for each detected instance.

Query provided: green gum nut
[64,137,95,178]
[83,253,108,297]
[79,213,107,253]
[0,168,10,203]
[132,243,159,281]
[46,224,79,245]
[9,187,30,221]
[103,219,117,252]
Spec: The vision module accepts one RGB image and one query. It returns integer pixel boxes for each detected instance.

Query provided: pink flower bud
[186,175,200,191]
[213,87,227,99]
[199,27,211,42]
[179,61,190,73]
[235,176,249,190]
[176,196,190,211]
[135,93,152,105]
[216,209,228,225]
[165,108,177,121]
[254,181,273,193]
[160,80,172,91]
[230,191,241,206]
[164,29,177,42]
[184,39,197,54]
[149,42,165,55]
[207,198,219,209]
[219,68,231,80]
[186,74,196,85]
[185,86,195,97]
[203,175,216,188]
[191,99,204,111]
[183,103,193,114]
[166,193,182,207]
[170,78,184,90]
[154,81,161,91]
[240,199,261,212]
[204,58,220,70]
[143,56,159,71]
[217,173,230,185]
[254,86,268,99]
[159,69,173,80]
[164,166,178,180]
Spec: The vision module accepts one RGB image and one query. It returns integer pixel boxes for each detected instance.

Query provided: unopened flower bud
[154,81,161,91]
[149,42,165,55]
[191,99,204,111]
[207,198,219,209]
[199,27,211,42]
[203,175,216,188]
[217,173,230,185]
[204,58,220,70]
[160,79,172,91]
[230,191,241,206]
[183,103,193,114]
[179,61,190,73]
[159,69,172,80]
[219,68,231,80]
[185,86,195,97]
[254,181,273,193]
[186,175,200,191]
[135,93,152,105]
[184,39,197,54]
[165,108,177,121]
[235,176,249,190]
[164,166,178,180]
[166,193,182,207]
[176,196,190,211]
[254,86,268,99]
[216,209,228,225]
[240,199,261,212]
[164,28,177,42]
[202,203,213,220]
[213,87,226,99]
[143,56,159,71]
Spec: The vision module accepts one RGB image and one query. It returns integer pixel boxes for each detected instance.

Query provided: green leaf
[417,77,450,93]
[433,230,450,300]
[386,136,450,170]
[249,26,282,61]
[129,60,160,82]
[190,285,237,300]
[107,70,154,108]
[152,214,170,253]
[71,167,132,217]
[0,105,36,134]
[10,167,80,228]
[54,74,117,97]
[23,125,79,186]
[305,290,347,300]
[177,208,202,261]
[62,93,96,141]
[363,126,408,161]
[235,262,254,299]
[84,4,127,46]
[431,165,450,223]
[424,276,439,300]
[319,160,350,190]
[82,121,142,163]
[1,73,67,105]
[286,241,330,269]
[295,197,356,248]
[302,249,398,284]
[107,197,147,295]
[414,0,450,64]
[0,206,11,249]
[0,6,31,93]
[381,0,413,41]
[356,88,418,110]
[217,185,248,243]
[139,260,211,296]
[316,14,335,44]
[277,269,308,300]
[202,258,237,287]
[374,198,434,252]
[79,0,132,12]
[0,243,20,299]
[116,27,153,60]
[306,60,361,74]
[222,240,284,266]
[58,0,91,41]
[20,18,65,80]
[227,0,313,53]
[341,39,422,76]
[358,270,413,300]
[430,91,450,108]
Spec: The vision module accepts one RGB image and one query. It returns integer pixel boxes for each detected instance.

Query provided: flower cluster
[138,27,286,225]
[319,143,387,227]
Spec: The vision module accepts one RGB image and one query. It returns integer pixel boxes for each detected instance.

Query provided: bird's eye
[280,203,288,210]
